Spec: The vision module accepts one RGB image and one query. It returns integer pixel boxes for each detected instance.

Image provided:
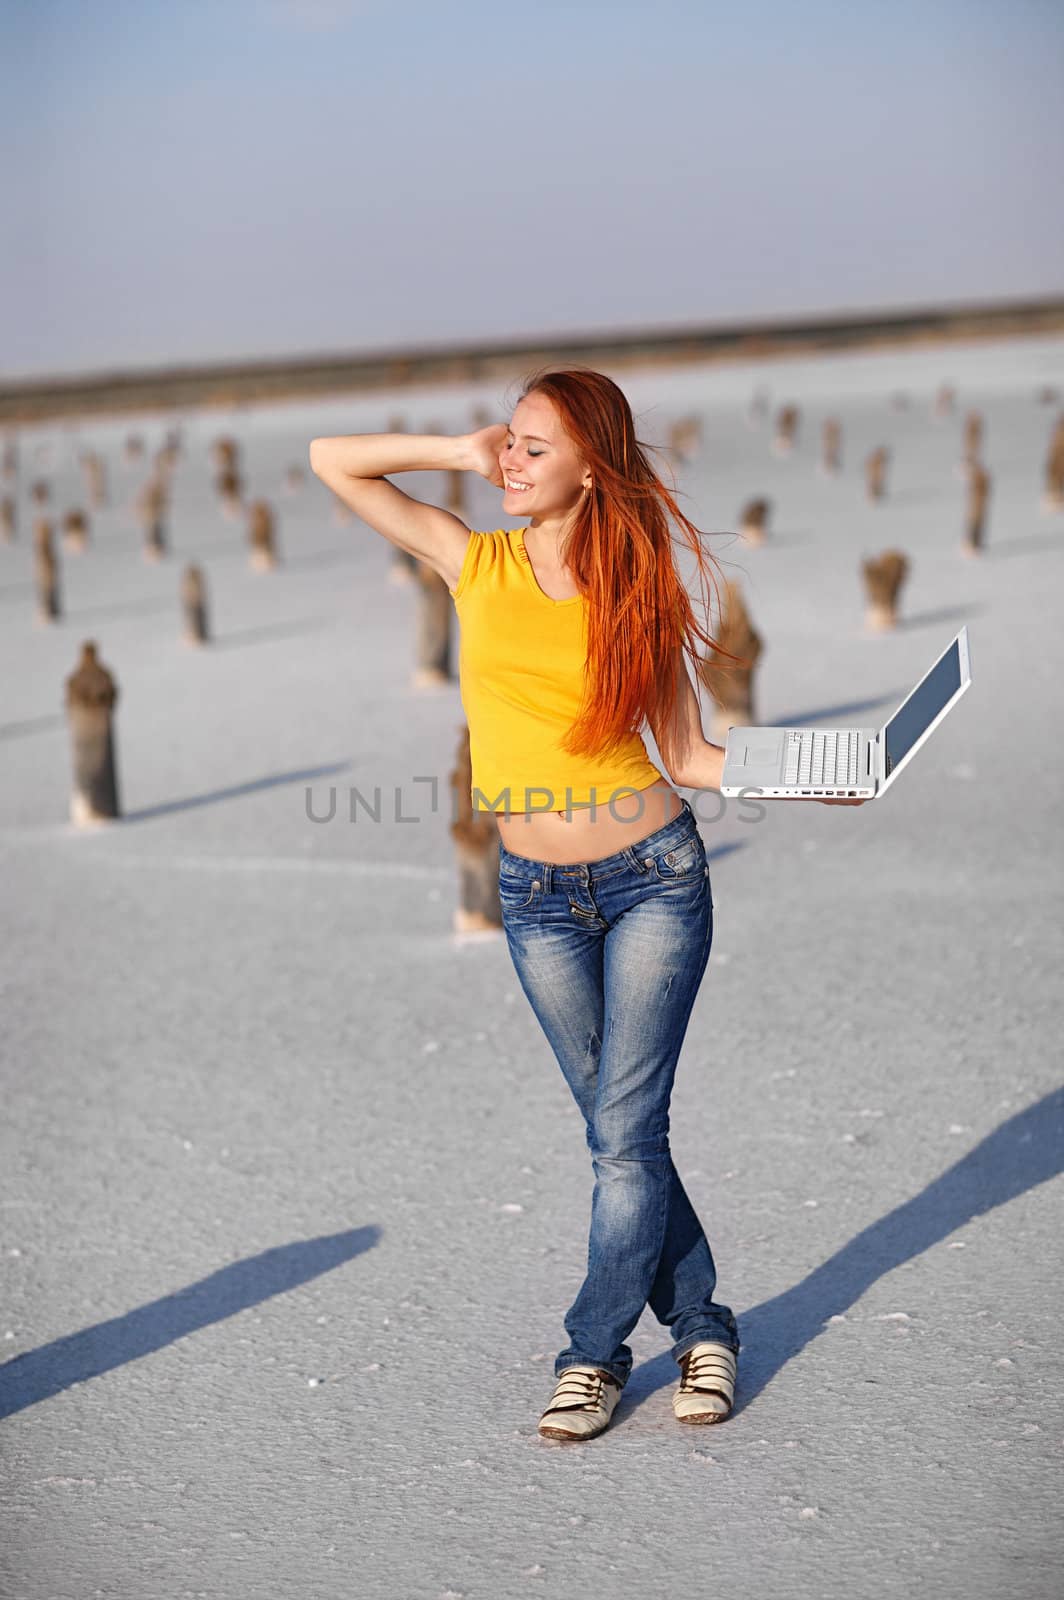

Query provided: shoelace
[544,1369,608,1413]
[679,1348,735,1396]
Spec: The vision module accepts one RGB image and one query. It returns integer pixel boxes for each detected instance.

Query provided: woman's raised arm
[308,424,507,589]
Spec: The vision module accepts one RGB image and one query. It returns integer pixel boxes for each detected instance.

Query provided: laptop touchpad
[743,742,781,766]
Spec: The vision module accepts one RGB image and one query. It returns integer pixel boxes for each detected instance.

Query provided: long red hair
[512,366,748,776]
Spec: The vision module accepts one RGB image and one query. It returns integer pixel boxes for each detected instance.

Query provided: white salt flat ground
[1,334,1063,1600]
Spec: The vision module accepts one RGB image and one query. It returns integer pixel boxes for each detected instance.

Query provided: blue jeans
[498,796,739,1389]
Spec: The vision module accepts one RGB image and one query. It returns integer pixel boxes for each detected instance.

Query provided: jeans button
[531,879,541,889]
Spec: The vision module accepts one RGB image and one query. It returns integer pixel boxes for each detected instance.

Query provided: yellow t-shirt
[449,527,665,813]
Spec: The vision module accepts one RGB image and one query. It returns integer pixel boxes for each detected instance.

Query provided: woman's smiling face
[499,392,591,517]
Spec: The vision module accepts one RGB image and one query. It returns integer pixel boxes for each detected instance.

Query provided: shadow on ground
[0,1226,380,1420]
[120,759,351,823]
[621,1085,1063,1420]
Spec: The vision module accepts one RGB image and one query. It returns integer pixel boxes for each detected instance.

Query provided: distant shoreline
[3,293,1063,425]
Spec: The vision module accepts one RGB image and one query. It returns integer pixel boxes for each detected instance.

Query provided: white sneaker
[537,1365,623,1441]
[673,1342,737,1424]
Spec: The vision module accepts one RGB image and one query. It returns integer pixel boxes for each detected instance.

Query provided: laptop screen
[882,636,963,777]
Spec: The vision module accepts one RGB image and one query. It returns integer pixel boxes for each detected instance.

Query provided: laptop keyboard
[784,729,859,787]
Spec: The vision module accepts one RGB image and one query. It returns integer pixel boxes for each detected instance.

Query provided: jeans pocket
[498,872,543,911]
[650,833,703,883]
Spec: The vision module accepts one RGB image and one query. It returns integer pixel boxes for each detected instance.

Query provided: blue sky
[3,0,1063,379]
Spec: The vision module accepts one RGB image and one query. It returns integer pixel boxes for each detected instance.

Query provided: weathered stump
[820,417,842,475]
[412,562,453,688]
[247,500,280,571]
[934,384,955,420]
[80,451,109,510]
[34,518,60,622]
[62,509,90,553]
[181,564,210,644]
[773,405,799,454]
[210,436,240,472]
[450,725,502,934]
[861,549,909,631]
[216,466,245,521]
[865,447,890,503]
[963,410,984,464]
[738,497,771,546]
[963,463,991,556]
[1041,416,1064,512]
[696,581,763,741]
[747,387,770,427]
[668,415,703,464]
[65,641,120,825]
[137,477,168,561]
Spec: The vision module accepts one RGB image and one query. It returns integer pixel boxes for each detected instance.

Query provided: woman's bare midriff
[493,779,685,864]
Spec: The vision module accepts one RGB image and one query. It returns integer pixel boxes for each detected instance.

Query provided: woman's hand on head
[465,424,508,488]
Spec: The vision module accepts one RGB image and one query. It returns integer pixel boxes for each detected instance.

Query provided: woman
[309,368,863,1444]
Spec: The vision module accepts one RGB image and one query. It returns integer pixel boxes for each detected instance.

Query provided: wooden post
[62,509,90,553]
[412,562,453,688]
[137,477,168,561]
[821,417,842,475]
[696,581,763,741]
[1,497,15,544]
[1041,416,1064,512]
[34,518,60,622]
[864,446,890,503]
[773,405,799,455]
[181,564,210,643]
[248,500,280,570]
[738,497,771,546]
[445,470,466,517]
[65,641,121,825]
[934,384,955,420]
[668,416,703,464]
[449,724,503,935]
[861,550,909,631]
[217,465,244,521]
[746,387,770,428]
[155,441,180,483]
[962,410,984,465]
[80,451,109,510]
[963,462,991,556]
[210,435,239,472]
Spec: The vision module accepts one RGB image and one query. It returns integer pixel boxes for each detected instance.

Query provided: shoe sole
[538,1422,609,1440]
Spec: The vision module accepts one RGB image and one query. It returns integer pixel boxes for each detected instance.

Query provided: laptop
[719,626,972,800]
